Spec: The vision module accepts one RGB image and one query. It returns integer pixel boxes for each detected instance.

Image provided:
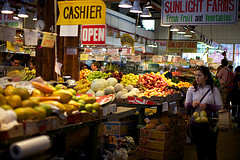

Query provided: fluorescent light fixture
[18,5,29,18]
[33,11,37,21]
[184,30,192,37]
[140,7,151,17]
[118,0,132,8]
[178,26,186,34]
[170,26,179,32]
[1,0,13,14]
[130,0,142,13]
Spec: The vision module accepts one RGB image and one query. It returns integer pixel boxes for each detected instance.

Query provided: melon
[107,78,118,86]
[125,85,134,92]
[96,90,105,96]
[114,83,124,93]
[105,86,115,95]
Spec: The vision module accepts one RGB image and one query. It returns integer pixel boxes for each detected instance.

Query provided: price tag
[30,50,36,57]
[108,49,118,56]
[111,56,121,62]
[0,27,16,42]
[196,60,204,66]
[131,55,141,62]
[24,29,38,46]
[167,55,172,62]
[80,54,88,60]
[121,48,127,55]
[92,49,102,55]
[67,48,77,55]
[180,59,187,63]
[152,56,159,63]
[173,56,181,62]
[96,55,105,61]
[41,33,56,48]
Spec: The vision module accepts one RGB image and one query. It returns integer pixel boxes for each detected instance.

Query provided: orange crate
[140,126,174,141]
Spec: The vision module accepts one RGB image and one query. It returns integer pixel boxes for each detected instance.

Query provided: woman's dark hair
[221,59,228,66]
[93,61,100,69]
[193,66,215,91]
[235,66,240,74]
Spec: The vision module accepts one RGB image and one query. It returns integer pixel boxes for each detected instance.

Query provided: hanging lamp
[33,11,37,21]
[148,40,153,47]
[145,0,153,9]
[140,7,151,17]
[118,0,132,8]
[115,31,121,38]
[1,0,13,14]
[170,26,179,32]
[107,28,114,36]
[130,0,142,13]
[184,30,192,37]
[178,26,186,34]
[18,5,28,18]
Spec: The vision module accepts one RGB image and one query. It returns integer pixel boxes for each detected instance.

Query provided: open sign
[81,25,106,45]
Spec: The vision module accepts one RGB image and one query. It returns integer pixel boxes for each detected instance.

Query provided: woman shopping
[185,66,223,160]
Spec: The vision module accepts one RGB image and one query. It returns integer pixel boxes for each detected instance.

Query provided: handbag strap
[199,88,211,103]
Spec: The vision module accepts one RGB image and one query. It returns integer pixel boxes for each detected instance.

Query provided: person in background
[216,59,231,108]
[165,67,173,79]
[82,64,88,70]
[91,61,101,71]
[230,66,240,122]
[185,66,222,160]
[29,59,36,70]
[228,65,233,72]
[11,55,21,66]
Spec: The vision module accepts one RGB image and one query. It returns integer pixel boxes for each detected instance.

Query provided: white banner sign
[0,27,16,42]
[108,49,118,56]
[96,55,105,61]
[111,56,121,62]
[24,29,38,46]
[152,56,162,63]
[161,0,239,25]
[131,55,141,62]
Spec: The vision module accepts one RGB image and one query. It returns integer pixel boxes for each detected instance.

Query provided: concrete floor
[184,131,240,160]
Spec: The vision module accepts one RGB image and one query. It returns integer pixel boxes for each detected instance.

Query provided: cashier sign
[56,0,106,25]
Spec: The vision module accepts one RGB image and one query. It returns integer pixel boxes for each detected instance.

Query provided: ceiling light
[140,7,151,17]
[148,40,153,47]
[13,14,19,20]
[145,0,153,9]
[18,5,29,18]
[118,0,132,8]
[1,0,13,14]
[130,0,142,13]
[184,30,192,37]
[170,26,179,32]
[190,30,195,33]
[33,11,37,21]
[115,31,121,38]
[178,26,186,34]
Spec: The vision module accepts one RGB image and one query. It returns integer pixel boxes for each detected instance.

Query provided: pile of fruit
[138,88,175,98]
[110,71,123,83]
[79,69,91,80]
[74,79,91,94]
[121,73,139,86]
[86,71,111,82]
[176,81,192,88]
[21,68,36,81]
[145,114,172,131]
[138,72,168,90]
[193,110,208,123]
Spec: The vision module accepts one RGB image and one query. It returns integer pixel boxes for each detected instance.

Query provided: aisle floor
[184,131,240,160]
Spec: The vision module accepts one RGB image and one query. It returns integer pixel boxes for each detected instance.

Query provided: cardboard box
[139,135,174,151]
[67,113,90,124]
[102,104,117,116]
[139,144,174,160]
[140,126,174,141]
[51,116,68,130]
[23,117,52,136]
[103,120,135,138]
[0,124,23,140]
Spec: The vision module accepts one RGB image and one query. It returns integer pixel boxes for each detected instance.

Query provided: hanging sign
[57,0,106,25]
[6,42,15,52]
[24,29,38,46]
[80,54,88,60]
[96,55,105,61]
[81,25,105,45]
[108,49,118,56]
[172,56,181,62]
[161,0,239,25]
[131,55,141,62]
[121,34,135,47]
[0,27,16,43]
[196,60,204,66]
[92,48,102,55]
[41,33,56,48]
[111,56,121,62]
[153,56,162,63]
[67,48,78,55]
[167,42,197,53]
[0,13,21,28]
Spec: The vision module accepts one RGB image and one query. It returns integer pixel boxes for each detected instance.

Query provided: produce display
[79,69,91,80]
[74,79,91,94]
[6,68,36,81]
[138,73,168,90]
[121,73,139,86]
[86,71,111,82]
[145,114,172,131]
[110,71,123,83]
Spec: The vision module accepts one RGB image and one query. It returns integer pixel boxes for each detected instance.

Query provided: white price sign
[96,55,105,61]
[131,56,141,62]
[111,56,121,62]
[153,56,162,63]
[24,29,38,46]
[108,49,119,56]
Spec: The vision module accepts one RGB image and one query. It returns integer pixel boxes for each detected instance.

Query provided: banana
[40,101,65,112]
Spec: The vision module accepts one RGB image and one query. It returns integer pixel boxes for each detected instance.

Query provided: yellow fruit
[7,95,22,108]
[34,106,47,119]
[80,110,87,113]
[92,102,100,111]
[51,89,73,103]
[40,104,52,116]
[40,101,65,113]
[80,94,89,99]
[4,85,15,96]
[0,104,13,110]
[92,109,97,113]
[85,103,93,111]
[200,110,207,117]
[195,117,201,123]
[0,94,7,105]
[14,108,27,121]
[0,87,3,94]
[193,112,199,118]
[68,88,76,96]
[24,107,36,120]
[82,97,96,104]
[29,97,40,106]
[12,87,30,100]
[200,117,208,123]
[31,89,45,97]
[21,100,34,107]
[68,100,80,110]
[63,104,75,115]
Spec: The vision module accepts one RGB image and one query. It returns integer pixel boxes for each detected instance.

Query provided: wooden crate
[0,124,23,140]
[140,126,174,141]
